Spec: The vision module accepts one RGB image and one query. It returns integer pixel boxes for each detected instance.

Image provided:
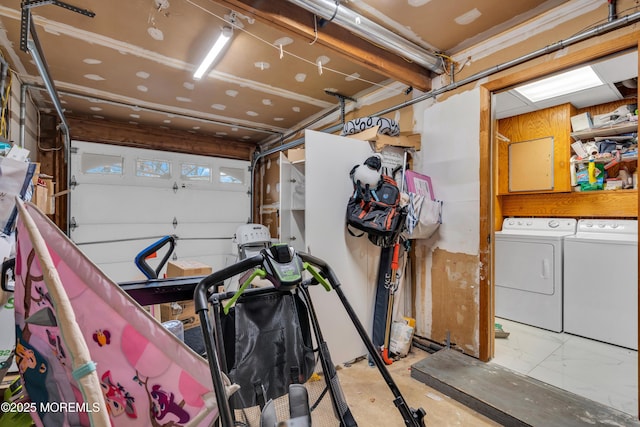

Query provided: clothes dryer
[563,219,637,349]
[495,217,577,332]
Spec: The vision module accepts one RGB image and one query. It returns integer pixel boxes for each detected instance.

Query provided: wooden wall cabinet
[497,103,575,195]
[496,101,638,223]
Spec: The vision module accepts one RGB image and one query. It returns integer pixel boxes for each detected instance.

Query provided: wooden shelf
[346,125,421,151]
[500,189,638,218]
[573,155,637,165]
[571,122,637,140]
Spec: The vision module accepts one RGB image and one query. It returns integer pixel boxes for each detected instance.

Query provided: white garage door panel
[80,246,231,283]
[78,234,232,265]
[71,186,176,224]
[71,186,248,225]
[172,222,240,240]
[71,219,241,244]
[71,141,249,184]
[173,192,250,223]
[70,141,249,282]
[71,223,172,243]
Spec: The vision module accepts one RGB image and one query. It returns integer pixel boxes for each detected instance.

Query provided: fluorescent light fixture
[514,66,604,102]
[193,26,232,80]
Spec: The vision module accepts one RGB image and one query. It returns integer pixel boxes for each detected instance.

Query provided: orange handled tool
[381,242,401,365]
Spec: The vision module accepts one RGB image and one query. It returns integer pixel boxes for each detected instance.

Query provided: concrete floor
[337,347,501,427]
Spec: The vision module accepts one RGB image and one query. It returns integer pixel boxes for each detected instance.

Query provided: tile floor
[491,317,638,416]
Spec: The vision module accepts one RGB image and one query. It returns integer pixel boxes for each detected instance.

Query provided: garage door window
[219,167,244,184]
[181,163,211,181]
[136,159,171,179]
[81,153,123,175]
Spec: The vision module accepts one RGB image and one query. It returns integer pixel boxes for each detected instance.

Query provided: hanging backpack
[346,173,405,247]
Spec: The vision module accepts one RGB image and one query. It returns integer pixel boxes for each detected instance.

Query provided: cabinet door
[304,130,380,364]
[497,103,574,194]
[279,153,306,252]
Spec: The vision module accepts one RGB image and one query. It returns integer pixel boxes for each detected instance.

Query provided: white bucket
[162,320,184,341]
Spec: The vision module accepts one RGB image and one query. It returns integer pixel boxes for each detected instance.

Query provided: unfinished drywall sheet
[414,88,481,356]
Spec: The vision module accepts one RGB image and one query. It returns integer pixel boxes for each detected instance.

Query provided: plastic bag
[405,193,442,239]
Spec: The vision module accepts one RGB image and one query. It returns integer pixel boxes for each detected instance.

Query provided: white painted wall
[303,130,379,365]
[411,88,482,340]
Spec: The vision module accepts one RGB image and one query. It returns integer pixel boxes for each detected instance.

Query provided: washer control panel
[576,219,638,235]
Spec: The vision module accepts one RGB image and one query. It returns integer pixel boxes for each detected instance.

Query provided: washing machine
[564,219,638,350]
[495,217,577,332]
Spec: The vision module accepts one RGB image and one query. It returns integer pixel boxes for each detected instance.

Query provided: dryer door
[495,238,556,295]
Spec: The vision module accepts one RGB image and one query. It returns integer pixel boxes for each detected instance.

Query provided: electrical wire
[309,15,319,46]
[184,0,405,94]
[436,52,473,80]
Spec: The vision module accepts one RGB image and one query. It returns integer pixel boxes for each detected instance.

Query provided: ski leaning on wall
[345,152,407,364]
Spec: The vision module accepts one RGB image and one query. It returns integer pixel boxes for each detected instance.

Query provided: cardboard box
[161,300,199,330]
[161,260,211,330]
[165,260,212,278]
[570,112,592,132]
[33,175,55,215]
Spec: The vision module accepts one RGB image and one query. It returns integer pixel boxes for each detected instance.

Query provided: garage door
[69,141,250,282]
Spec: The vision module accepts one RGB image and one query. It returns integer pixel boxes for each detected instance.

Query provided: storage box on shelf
[165,259,212,277]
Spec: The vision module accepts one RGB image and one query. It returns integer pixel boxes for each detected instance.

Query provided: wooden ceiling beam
[67,116,255,160]
[213,0,432,91]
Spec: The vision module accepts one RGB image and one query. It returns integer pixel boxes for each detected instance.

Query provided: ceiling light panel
[514,66,604,103]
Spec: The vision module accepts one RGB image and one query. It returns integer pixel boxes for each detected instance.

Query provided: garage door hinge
[172,217,178,228]
[173,182,179,193]
[70,175,77,189]
[70,147,78,154]
[69,217,78,231]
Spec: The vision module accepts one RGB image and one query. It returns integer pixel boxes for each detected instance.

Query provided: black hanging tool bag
[346,174,404,240]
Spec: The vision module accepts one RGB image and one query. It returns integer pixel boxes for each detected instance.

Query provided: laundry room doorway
[484,44,639,416]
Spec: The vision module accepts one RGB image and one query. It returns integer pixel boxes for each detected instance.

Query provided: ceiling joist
[212,0,433,91]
